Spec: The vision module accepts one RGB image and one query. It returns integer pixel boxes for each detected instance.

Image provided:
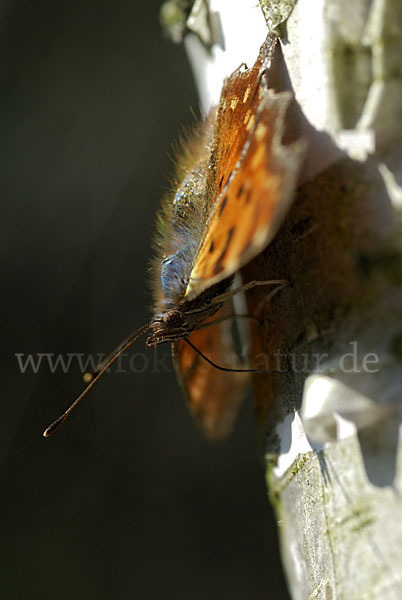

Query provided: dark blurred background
[0,1,290,598]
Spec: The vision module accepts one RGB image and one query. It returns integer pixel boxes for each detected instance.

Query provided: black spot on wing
[209,239,215,253]
[213,227,235,275]
[218,195,228,216]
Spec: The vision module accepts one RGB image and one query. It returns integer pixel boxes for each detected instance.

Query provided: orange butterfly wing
[205,37,276,202]
[185,91,304,299]
[171,36,304,437]
[172,304,248,440]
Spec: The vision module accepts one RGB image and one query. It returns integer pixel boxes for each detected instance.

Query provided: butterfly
[43,35,304,440]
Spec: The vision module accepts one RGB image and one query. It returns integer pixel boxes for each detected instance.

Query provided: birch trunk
[164,1,402,597]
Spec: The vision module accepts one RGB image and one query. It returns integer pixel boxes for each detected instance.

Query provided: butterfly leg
[211,279,288,305]
[184,337,287,374]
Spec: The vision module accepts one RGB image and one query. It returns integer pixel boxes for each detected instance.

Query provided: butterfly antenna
[184,338,288,374]
[43,322,151,438]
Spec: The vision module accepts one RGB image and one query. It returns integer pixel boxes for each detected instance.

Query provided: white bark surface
[178,1,402,597]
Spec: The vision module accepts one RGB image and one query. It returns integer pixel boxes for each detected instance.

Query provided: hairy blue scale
[159,160,210,308]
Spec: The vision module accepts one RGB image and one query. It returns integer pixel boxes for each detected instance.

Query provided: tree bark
[168,0,402,597]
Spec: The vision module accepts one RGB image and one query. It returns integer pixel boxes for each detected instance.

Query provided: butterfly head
[146,309,193,346]
[147,278,232,347]
[146,304,215,347]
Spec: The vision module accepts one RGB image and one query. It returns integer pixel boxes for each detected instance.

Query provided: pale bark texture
[257,2,402,598]
[170,0,402,598]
